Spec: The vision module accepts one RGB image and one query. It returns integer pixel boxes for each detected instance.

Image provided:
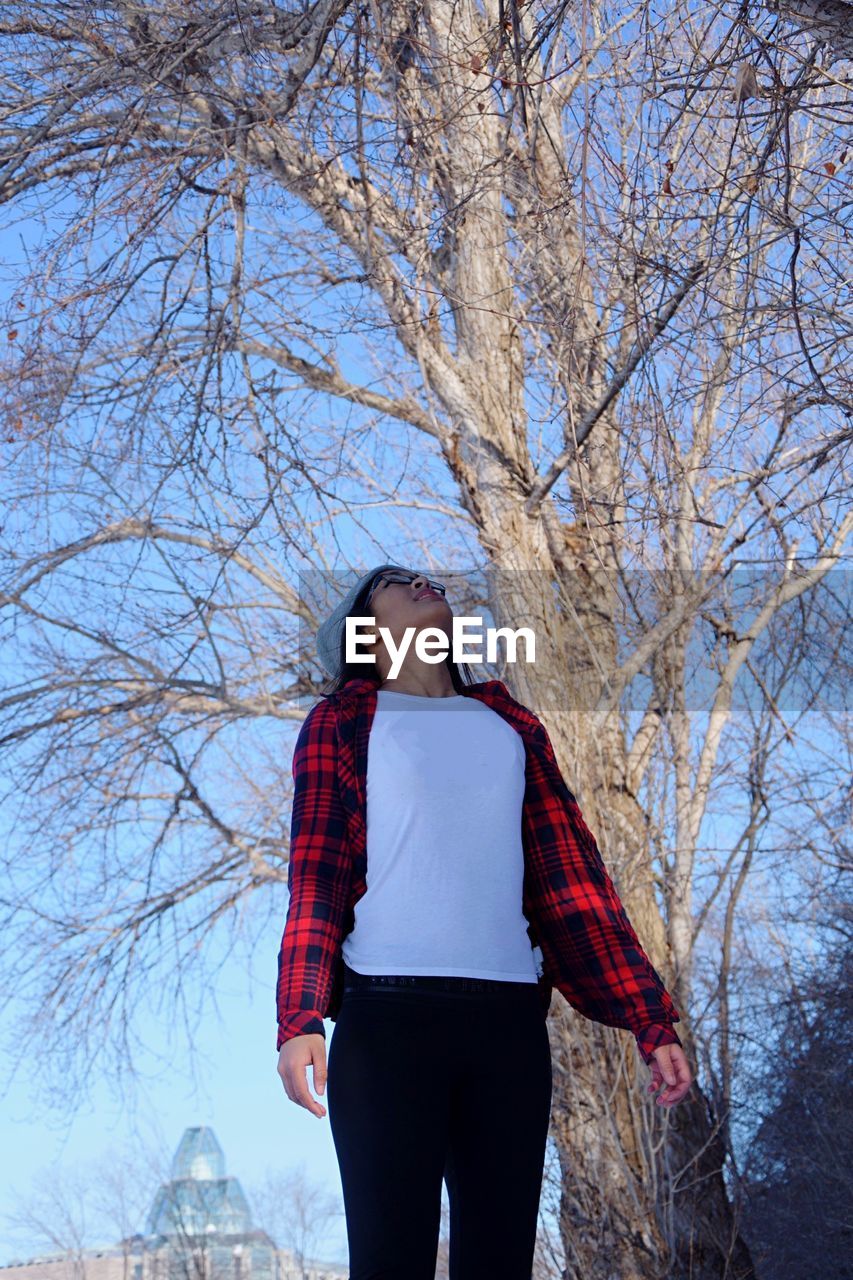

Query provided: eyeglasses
[365,570,447,606]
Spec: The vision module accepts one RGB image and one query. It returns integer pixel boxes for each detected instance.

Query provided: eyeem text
[345,615,536,680]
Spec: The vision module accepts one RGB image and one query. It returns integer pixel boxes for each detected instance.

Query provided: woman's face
[366,568,452,650]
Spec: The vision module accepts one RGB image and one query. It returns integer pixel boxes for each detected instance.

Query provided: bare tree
[0,3,850,1277]
[739,922,853,1277]
[768,0,853,57]
[3,1168,91,1280]
[246,1164,343,1280]
[3,1137,163,1276]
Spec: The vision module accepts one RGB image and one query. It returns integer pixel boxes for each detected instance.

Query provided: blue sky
[0,912,351,1266]
[1,5,847,1265]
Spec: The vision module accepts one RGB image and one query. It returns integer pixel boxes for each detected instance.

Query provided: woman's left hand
[646,1043,692,1107]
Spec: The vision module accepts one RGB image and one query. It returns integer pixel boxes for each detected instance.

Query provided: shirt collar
[326,675,544,738]
[328,675,510,703]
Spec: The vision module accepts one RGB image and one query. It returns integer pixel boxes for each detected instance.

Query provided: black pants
[327,960,553,1280]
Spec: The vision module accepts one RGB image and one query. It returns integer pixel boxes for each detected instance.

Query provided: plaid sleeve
[522,716,683,1065]
[635,1022,684,1066]
[276,698,353,1051]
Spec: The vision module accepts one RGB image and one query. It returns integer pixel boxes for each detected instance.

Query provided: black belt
[341,958,538,996]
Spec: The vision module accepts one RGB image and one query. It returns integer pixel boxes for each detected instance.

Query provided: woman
[276,564,692,1280]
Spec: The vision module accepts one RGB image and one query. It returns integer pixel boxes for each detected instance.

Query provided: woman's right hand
[277,1034,328,1118]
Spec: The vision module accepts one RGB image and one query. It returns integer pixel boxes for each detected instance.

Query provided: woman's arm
[523,715,683,1066]
[276,698,353,1050]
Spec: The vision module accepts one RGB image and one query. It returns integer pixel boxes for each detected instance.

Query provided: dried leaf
[7,329,18,341]
[825,161,836,176]
[470,53,483,74]
[732,63,760,103]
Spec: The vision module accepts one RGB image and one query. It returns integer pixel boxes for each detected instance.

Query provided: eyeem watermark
[346,615,535,680]
[299,566,850,713]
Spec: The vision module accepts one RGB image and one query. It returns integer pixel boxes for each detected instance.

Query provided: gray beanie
[315,563,406,677]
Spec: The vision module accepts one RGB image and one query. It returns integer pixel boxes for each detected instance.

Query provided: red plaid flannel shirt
[276,677,683,1066]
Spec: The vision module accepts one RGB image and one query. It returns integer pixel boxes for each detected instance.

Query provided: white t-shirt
[341,689,540,981]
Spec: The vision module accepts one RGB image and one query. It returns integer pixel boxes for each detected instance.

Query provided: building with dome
[0,1128,346,1280]
[140,1125,277,1280]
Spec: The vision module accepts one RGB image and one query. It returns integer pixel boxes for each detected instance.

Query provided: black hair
[320,564,478,696]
